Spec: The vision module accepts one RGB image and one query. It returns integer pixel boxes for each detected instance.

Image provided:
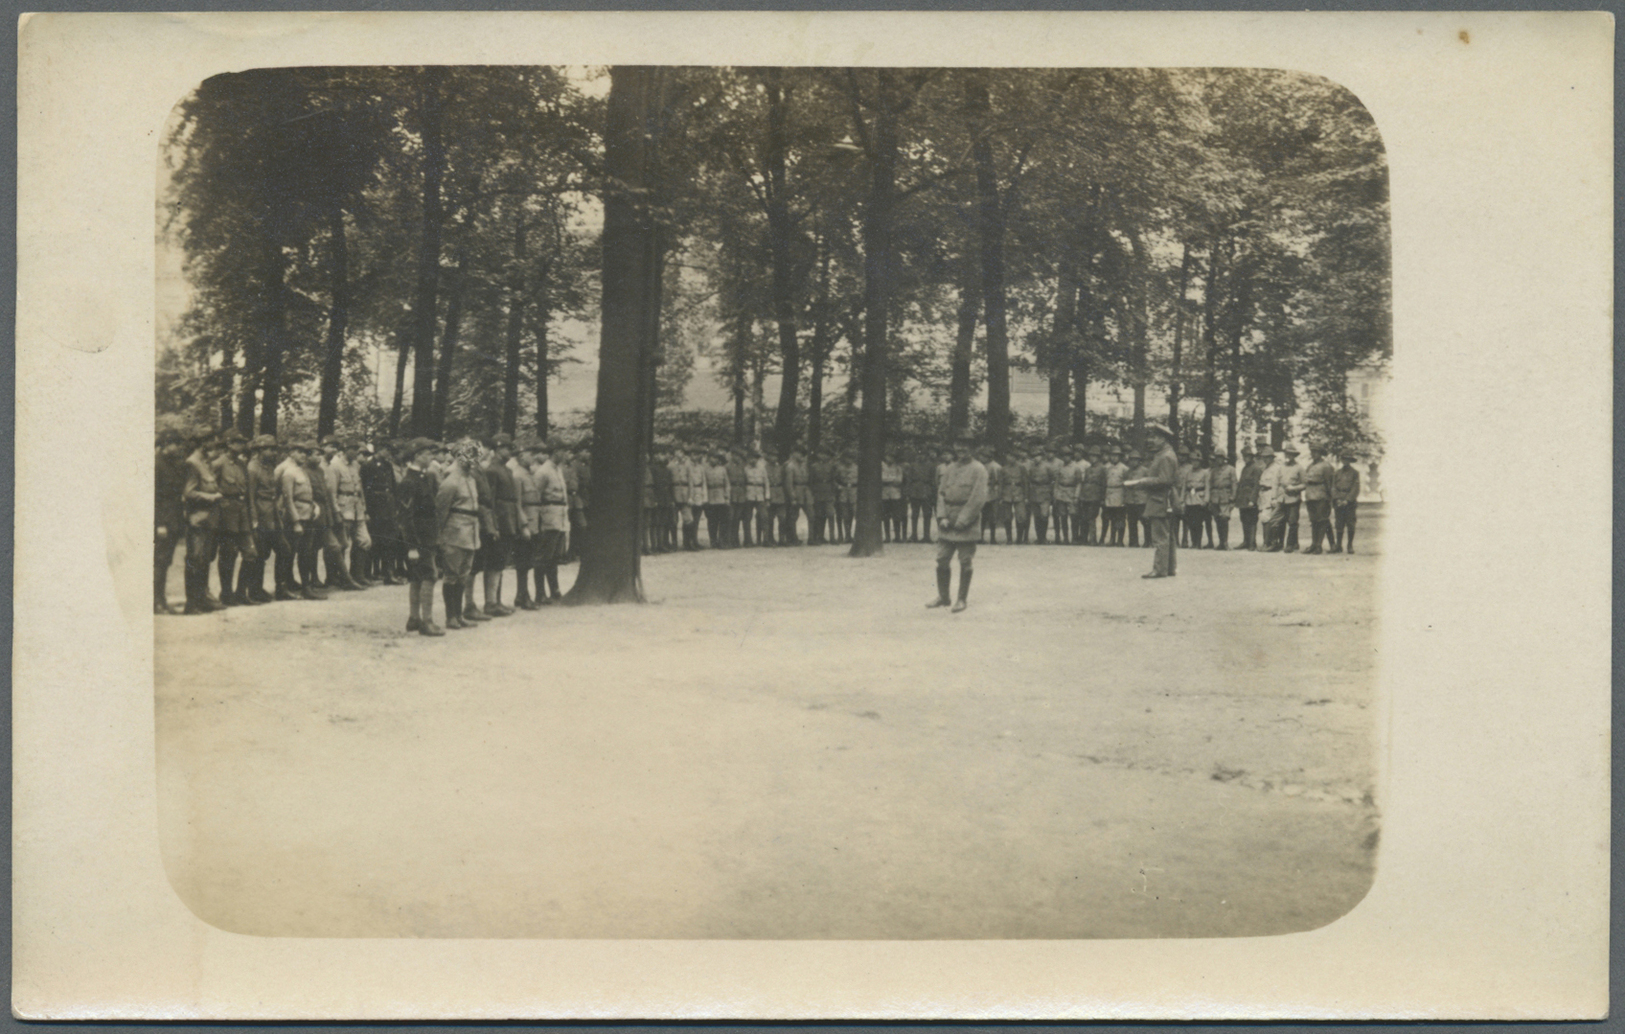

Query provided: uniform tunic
[1104,463,1127,508]
[703,463,731,506]
[880,462,903,502]
[435,467,483,551]
[212,454,252,534]
[809,459,836,504]
[275,458,316,525]
[744,460,770,502]
[935,459,989,542]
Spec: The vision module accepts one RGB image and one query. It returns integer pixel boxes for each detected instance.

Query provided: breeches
[935,539,976,571]
[439,544,475,584]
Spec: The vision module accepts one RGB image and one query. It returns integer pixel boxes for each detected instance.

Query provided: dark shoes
[926,597,951,609]
[406,616,422,632]
[418,621,445,637]
[484,603,515,618]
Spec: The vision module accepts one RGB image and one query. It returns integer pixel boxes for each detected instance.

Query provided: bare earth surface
[156,511,1381,939]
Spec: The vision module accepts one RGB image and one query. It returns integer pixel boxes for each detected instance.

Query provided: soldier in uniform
[1102,446,1127,546]
[1209,450,1237,549]
[532,441,571,602]
[903,449,931,543]
[1302,443,1335,554]
[1235,444,1263,550]
[1006,447,1031,544]
[277,442,326,601]
[572,449,593,559]
[181,432,226,613]
[154,429,189,614]
[723,447,747,547]
[744,447,770,547]
[436,439,484,631]
[212,431,260,605]
[1078,446,1105,545]
[979,447,1003,543]
[1053,445,1079,545]
[782,446,810,545]
[509,439,541,608]
[1257,445,1286,552]
[396,438,444,636]
[1279,443,1306,552]
[927,433,989,613]
[1027,445,1056,544]
[1127,423,1179,578]
[834,451,857,544]
[808,448,837,545]
[308,441,358,591]
[682,447,706,550]
[1182,452,1210,549]
[360,441,403,585]
[335,439,373,588]
[652,445,677,552]
[1123,448,1148,548]
[879,449,904,543]
[243,434,282,603]
[1332,452,1362,554]
[481,433,521,614]
[702,450,731,548]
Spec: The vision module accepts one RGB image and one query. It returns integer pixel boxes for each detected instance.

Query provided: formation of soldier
[157,426,1366,628]
[155,429,590,636]
[635,436,1364,558]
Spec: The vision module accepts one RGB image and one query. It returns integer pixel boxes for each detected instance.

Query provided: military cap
[249,434,277,450]
[1144,422,1175,441]
[1282,442,1301,455]
[1257,444,1275,458]
[488,432,515,449]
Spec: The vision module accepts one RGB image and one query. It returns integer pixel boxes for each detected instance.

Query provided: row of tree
[162,64,1390,573]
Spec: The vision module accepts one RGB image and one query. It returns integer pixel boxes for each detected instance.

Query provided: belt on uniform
[450,506,480,517]
[543,497,568,505]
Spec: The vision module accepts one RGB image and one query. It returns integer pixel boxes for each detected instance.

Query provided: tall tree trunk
[1128,230,1152,446]
[1199,238,1225,457]
[764,71,802,461]
[948,268,979,437]
[807,239,832,454]
[535,301,552,439]
[501,216,530,438]
[568,65,661,604]
[218,337,236,430]
[1168,241,1191,438]
[850,70,899,558]
[389,330,409,435]
[1227,321,1243,461]
[256,235,289,436]
[967,72,1011,453]
[430,252,465,437]
[1071,359,1089,441]
[1047,246,1078,440]
[235,313,258,435]
[409,67,446,435]
[316,207,350,439]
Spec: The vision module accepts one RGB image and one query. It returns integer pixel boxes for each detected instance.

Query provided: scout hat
[1283,443,1301,456]
[1257,444,1275,459]
[1144,422,1175,442]
[249,434,277,450]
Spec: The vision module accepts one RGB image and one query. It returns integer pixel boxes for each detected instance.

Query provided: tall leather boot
[443,582,467,629]
[953,570,972,612]
[926,567,952,608]
[545,563,561,600]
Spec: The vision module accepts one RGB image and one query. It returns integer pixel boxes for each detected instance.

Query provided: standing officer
[212,431,260,605]
[1302,443,1335,554]
[532,440,571,603]
[396,438,444,636]
[361,441,403,585]
[835,450,857,544]
[809,448,837,545]
[334,439,373,588]
[482,433,521,614]
[1279,443,1306,552]
[744,446,770,547]
[1257,444,1286,552]
[783,446,810,545]
[1006,447,1031,544]
[1235,444,1262,550]
[1102,446,1127,546]
[307,441,357,591]
[277,441,326,600]
[1053,445,1079,544]
[181,432,226,614]
[703,449,731,548]
[1332,451,1362,553]
[1077,445,1104,545]
[436,439,484,631]
[1122,447,1148,548]
[1209,450,1237,550]
[154,429,189,614]
[1182,452,1210,549]
[243,434,282,603]
[927,432,988,613]
[510,438,541,607]
[1027,445,1056,544]
[1127,423,1178,578]
[879,449,904,543]
[979,447,1003,543]
[652,445,678,552]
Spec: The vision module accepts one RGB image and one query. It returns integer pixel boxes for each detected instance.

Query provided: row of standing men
[635,439,1363,555]
[155,429,592,632]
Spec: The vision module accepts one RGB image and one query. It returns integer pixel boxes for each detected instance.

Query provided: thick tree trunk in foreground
[850,70,900,558]
[764,71,802,462]
[256,234,290,435]
[568,65,662,604]
[948,272,979,438]
[430,252,465,437]
[1046,248,1078,440]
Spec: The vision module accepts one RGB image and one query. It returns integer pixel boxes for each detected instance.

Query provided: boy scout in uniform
[809,449,837,545]
[652,446,678,552]
[397,438,444,636]
[482,434,521,614]
[703,450,731,548]
[1235,445,1262,549]
[1077,446,1104,545]
[835,451,857,544]
[1332,452,1362,553]
[979,449,1003,543]
[361,441,403,584]
[510,440,541,608]
[1102,447,1127,546]
[154,429,189,614]
[1006,449,1031,543]
[277,442,326,601]
[927,433,988,613]
[744,447,770,547]
[725,447,749,547]
[532,442,571,602]
[1257,445,1286,552]
[243,434,282,603]
[880,450,904,543]
[783,447,810,545]
[1027,446,1056,544]
[1053,446,1080,544]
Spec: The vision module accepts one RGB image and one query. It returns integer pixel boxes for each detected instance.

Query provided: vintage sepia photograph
[153,63,1390,940]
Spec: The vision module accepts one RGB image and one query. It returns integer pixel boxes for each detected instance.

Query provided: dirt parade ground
[156,510,1381,940]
